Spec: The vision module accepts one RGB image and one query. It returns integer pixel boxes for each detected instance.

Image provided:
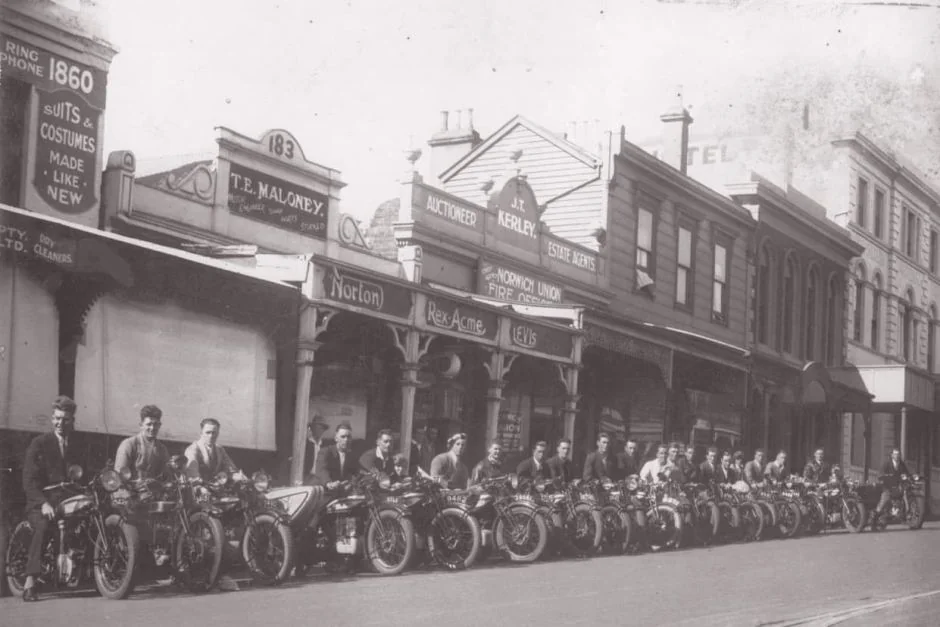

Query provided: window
[850,414,866,468]
[805,267,819,360]
[853,267,866,343]
[856,178,868,228]
[782,256,796,353]
[873,189,885,239]
[871,274,882,352]
[931,230,939,274]
[904,207,918,259]
[0,77,30,206]
[636,208,654,278]
[757,245,771,343]
[901,290,914,362]
[929,305,937,373]
[675,224,694,308]
[712,237,730,324]
[825,276,839,365]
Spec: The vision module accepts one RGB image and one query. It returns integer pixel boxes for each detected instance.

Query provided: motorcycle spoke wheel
[600,507,625,554]
[175,513,224,592]
[243,515,293,585]
[429,509,480,570]
[5,521,33,596]
[93,515,139,600]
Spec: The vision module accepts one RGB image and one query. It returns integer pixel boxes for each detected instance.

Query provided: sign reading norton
[321,265,412,319]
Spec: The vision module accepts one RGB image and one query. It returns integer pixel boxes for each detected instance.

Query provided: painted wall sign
[494,177,540,252]
[321,264,412,319]
[227,163,329,238]
[412,184,482,232]
[0,33,108,110]
[33,90,99,214]
[583,324,671,379]
[424,295,498,341]
[508,319,573,359]
[477,260,564,304]
[544,235,598,273]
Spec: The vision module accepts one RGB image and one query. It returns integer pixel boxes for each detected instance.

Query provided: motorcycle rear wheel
[494,503,549,563]
[365,509,416,576]
[174,512,224,592]
[94,514,139,600]
[242,513,294,585]
[428,507,481,571]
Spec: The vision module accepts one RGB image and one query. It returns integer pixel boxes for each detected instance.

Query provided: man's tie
[59,437,68,462]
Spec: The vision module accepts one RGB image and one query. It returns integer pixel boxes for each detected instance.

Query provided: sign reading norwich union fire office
[477,260,564,304]
[321,264,412,319]
[227,163,329,238]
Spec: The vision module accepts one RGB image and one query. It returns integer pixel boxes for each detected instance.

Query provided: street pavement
[3,522,939,627]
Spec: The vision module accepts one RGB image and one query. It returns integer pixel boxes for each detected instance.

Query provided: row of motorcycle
[4,456,929,600]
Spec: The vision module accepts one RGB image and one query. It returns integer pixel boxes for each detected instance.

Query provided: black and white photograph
[1,0,939,625]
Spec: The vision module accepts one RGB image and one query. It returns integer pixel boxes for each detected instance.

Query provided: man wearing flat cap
[304,414,330,484]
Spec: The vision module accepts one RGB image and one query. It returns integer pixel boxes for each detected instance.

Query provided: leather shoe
[22,587,39,602]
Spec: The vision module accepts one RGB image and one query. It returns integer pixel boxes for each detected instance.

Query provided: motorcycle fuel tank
[57,494,94,518]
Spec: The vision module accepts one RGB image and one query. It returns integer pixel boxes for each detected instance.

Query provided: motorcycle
[762,481,802,539]
[645,481,684,552]
[869,474,926,531]
[404,474,482,571]
[708,482,741,544]
[122,455,225,592]
[201,470,294,585]
[469,474,549,563]
[5,464,139,600]
[618,475,650,553]
[581,478,633,556]
[544,479,603,557]
[721,481,764,542]
[680,482,720,547]
[810,468,866,533]
[268,473,415,576]
[782,476,825,537]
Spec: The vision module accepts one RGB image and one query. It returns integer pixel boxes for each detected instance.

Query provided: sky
[98,0,940,222]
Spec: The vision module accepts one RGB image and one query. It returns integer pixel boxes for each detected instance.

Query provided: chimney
[659,86,693,174]
[427,108,482,185]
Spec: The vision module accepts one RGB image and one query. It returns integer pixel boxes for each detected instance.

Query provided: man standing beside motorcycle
[546,439,573,483]
[803,448,831,484]
[873,448,912,521]
[430,433,470,489]
[115,405,170,482]
[184,418,244,482]
[20,396,81,602]
[764,451,788,482]
[359,429,395,476]
[313,422,358,489]
[583,433,613,481]
[471,441,504,486]
[517,441,550,481]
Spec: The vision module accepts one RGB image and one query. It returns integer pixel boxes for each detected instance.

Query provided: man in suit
[615,439,640,480]
[546,438,573,483]
[715,451,735,484]
[21,396,81,601]
[700,446,719,483]
[312,422,358,488]
[184,418,242,482]
[359,429,395,476]
[471,441,504,486]
[410,421,435,476]
[764,450,788,482]
[430,433,470,489]
[303,414,330,481]
[743,449,766,486]
[874,448,913,519]
[583,432,613,482]
[516,441,549,481]
[803,448,831,484]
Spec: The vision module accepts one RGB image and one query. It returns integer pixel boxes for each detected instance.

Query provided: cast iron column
[483,351,517,445]
[389,325,435,468]
[290,305,334,485]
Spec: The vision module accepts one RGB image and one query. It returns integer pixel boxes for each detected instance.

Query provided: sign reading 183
[260,129,307,162]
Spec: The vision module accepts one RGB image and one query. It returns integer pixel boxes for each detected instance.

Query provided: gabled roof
[440,114,601,182]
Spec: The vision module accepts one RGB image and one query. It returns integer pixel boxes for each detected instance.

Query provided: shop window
[873,189,885,240]
[0,78,30,206]
[636,208,655,280]
[711,235,731,325]
[782,255,796,353]
[903,207,919,260]
[850,414,866,468]
[805,267,819,360]
[756,244,771,342]
[871,273,882,352]
[856,177,868,229]
[900,291,914,362]
[853,268,866,343]
[675,221,694,309]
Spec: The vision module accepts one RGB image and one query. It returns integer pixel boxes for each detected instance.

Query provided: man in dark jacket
[874,448,913,519]
[700,447,719,483]
[359,429,395,476]
[312,423,358,488]
[471,441,504,486]
[615,439,640,480]
[803,448,831,484]
[410,421,436,476]
[583,433,612,481]
[715,451,735,484]
[546,438,573,483]
[21,396,81,601]
[516,441,549,480]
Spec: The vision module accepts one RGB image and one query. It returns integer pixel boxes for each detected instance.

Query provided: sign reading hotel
[412,184,482,232]
[477,260,564,304]
[424,296,498,341]
[321,264,412,319]
[508,319,573,359]
[494,176,540,253]
[227,163,329,238]
[33,90,99,214]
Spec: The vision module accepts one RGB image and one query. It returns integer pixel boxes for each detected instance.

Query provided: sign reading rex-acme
[321,264,412,319]
[424,295,499,341]
[227,163,329,238]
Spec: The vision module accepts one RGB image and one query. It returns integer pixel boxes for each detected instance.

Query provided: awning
[830,364,931,412]
[426,281,585,328]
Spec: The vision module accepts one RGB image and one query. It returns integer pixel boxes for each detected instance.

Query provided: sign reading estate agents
[228,162,329,238]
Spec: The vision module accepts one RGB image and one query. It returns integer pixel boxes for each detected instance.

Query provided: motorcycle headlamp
[252,471,271,492]
[625,476,639,491]
[510,474,519,490]
[168,455,187,472]
[100,469,121,492]
[68,464,84,481]
[214,470,230,486]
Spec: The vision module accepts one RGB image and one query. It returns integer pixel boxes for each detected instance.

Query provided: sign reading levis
[424,296,498,341]
[494,177,540,253]
[477,261,564,304]
[508,319,573,358]
[321,265,412,319]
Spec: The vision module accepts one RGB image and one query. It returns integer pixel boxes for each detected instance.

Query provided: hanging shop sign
[508,319,573,359]
[320,263,412,319]
[412,183,483,233]
[476,259,564,305]
[227,163,329,238]
[33,89,99,214]
[494,176,541,253]
[0,33,108,110]
[423,295,498,341]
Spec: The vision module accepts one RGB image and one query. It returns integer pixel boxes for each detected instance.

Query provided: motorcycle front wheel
[494,503,549,563]
[93,514,139,600]
[5,521,33,596]
[842,498,866,533]
[242,512,294,585]
[738,503,764,542]
[365,509,415,576]
[716,501,740,543]
[646,505,683,552]
[627,508,647,554]
[174,511,224,592]
[907,495,926,530]
[428,507,481,571]
[597,504,625,555]
[776,501,803,539]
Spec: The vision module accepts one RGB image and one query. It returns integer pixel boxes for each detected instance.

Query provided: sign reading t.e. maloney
[321,264,412,319]
[228,163,329,239]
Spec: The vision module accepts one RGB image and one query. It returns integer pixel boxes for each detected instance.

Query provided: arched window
[901,288,915,362]
[853,266,866,343]
[757,245,771,345]
[871,273,882,352]
[826,275,840,365]
[782,255,796,353]
[805,266,819,360]
[929,305,937,373]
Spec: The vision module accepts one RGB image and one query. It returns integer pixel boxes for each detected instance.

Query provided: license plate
[663,496,680,507]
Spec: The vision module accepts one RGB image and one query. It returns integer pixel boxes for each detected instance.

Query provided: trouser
[26,510,51,578]
[875,489,892,514]
[0,510,10,596]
